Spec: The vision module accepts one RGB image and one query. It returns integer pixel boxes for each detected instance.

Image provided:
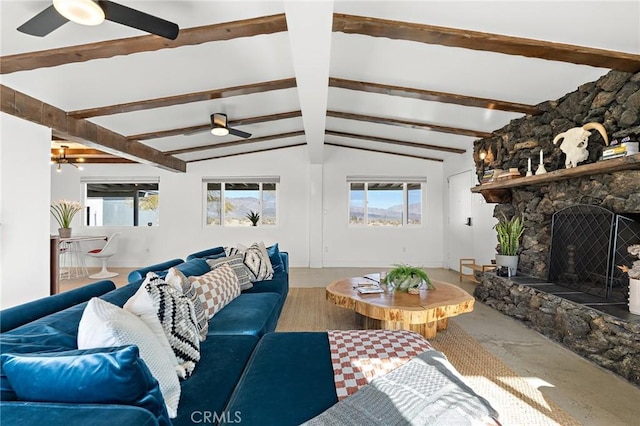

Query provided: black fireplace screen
[548,204,640,302]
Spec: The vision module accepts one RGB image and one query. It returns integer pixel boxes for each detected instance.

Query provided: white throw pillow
[77,297,181,418]
[237,242,274,282]
[123,281,184,377]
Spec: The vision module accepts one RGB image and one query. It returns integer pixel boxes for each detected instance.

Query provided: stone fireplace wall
[473,70,640,279]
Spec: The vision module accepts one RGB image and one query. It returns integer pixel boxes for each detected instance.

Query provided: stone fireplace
[470,69,640,385]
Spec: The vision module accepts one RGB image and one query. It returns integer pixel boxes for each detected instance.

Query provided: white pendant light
[53,0,105,26]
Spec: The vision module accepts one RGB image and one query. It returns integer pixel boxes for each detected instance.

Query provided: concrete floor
[63,266,640,425]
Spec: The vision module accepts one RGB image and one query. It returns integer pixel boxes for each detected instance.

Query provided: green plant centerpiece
[245,210,260,226]
[494,213,525,275]
[384,264,434,293]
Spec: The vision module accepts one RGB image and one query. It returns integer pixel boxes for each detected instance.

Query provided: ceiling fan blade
[99,1,179,40]
[17,5,69,37]
[228,128,252,139]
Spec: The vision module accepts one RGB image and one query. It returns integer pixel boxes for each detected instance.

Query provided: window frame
[347,178,425,228]
[81,177,160,228]
[202,177,279,227]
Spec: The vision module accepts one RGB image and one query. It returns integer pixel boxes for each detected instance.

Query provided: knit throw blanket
[327,329,433,400]
[305,346,500,425]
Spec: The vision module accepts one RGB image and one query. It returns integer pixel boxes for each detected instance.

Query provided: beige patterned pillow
[165,267,209,341]
[189,263,240,319]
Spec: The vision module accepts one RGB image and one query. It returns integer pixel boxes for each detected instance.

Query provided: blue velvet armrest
[0,280,115,333]
[127,259,184,282]
[280,252,289,273]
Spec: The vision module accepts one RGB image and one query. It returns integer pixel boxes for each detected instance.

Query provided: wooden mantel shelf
[471,153,640,203]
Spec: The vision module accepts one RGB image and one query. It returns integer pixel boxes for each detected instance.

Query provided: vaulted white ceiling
[1,1,639,171]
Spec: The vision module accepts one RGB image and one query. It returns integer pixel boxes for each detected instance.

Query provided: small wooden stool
[459,258,496,283]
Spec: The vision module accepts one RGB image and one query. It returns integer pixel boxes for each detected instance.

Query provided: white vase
[629,278,640,315]
[495,254,519,276]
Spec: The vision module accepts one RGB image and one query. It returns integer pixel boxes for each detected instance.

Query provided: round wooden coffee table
[326,276,474,339]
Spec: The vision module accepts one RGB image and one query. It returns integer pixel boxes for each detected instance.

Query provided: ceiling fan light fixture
[53,0,105,26]
[211,126,229,136]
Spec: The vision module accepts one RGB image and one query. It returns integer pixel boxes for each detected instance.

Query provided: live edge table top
[325,277,475,339]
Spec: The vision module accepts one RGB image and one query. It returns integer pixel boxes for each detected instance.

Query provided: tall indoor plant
[494,213,525,275]
[51,200,82,238]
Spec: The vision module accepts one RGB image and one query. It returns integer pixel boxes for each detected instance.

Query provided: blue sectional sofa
[1,245,497,425]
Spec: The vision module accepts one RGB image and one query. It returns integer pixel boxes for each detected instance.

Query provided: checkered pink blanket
[327,329,433,400]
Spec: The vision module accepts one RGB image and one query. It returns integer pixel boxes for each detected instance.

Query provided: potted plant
[245,210,260,226]
[494,213,525,275]
[618,244,640,315]
[51,199,82,238]
[384,264,434,294]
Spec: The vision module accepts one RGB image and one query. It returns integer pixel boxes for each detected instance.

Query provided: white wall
[50,146,312,268]
[442,150,497,269]
[321,146,445,268]
[1,113,51,308]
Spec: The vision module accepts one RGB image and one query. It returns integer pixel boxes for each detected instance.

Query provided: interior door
[447,171,473,271]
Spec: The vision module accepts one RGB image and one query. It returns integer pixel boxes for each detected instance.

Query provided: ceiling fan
[17,0,179,40]
[188,113,252,139]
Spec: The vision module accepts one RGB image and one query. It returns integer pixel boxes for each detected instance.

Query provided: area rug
[277,287,579,426]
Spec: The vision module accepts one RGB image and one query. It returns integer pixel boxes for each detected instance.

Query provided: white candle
[539,150,543,164]
[528,157,531,171]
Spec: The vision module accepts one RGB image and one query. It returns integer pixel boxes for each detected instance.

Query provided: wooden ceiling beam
[1,84,186,172]
[325,142,443,163]
[330,78,539,115]
[189,143,306,163]
[165,130,305,155]
[51,148,108,156]
[1,14,288,74]
[54,158,135,164]
[333,14,640,73]
[128,110,302,141]
[69,78,297,119]
[326,110,492,138]
[326,130,465,154]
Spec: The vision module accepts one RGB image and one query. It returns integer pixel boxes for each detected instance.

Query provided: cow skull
[553,122,609,168]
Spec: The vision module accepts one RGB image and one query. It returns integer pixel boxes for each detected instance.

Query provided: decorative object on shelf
[526,157,533,176]
[384,264,434,293]
[535,149,547,175]
[494,214,525,276]
[51,199,82,238]
[497,168,521,180]
[245,210,260,226]
[617,244,640,315]
[553,122,609,168]
[600,137,638,161]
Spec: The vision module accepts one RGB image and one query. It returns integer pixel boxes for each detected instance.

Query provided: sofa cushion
[206,254,253,291]
[242,272,289,300]
[222,332,338,425]
[77,298,181,418]
[266,243,285,274]
[207,293,280,337]
[0,402,160,426]
[1,346,169,425]
[238,242,274,282]
[143,274,200,379]
[189,264,240,319]
[165,267,209,340]
[185,246,226,261]
[172,335,259,426]
[175,258,211,278]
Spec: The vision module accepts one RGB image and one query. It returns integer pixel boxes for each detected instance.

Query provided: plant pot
[629,278,640,315]
[495,254,518,276]
[58,227,72,238]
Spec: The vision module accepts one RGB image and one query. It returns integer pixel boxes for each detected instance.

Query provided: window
[83,178,160,226]
[204,177,279,226]
[348,177,424,227]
